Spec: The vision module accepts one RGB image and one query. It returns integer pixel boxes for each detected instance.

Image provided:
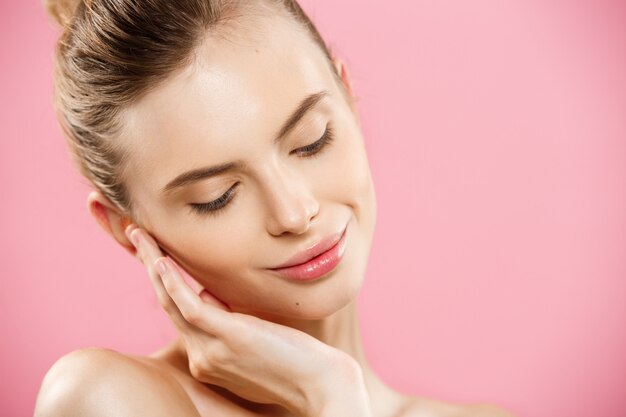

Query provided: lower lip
[268,226,348,282]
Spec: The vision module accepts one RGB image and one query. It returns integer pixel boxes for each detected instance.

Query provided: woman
[34,0,516,416]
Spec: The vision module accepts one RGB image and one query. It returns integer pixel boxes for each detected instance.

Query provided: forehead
[120,11,335,195]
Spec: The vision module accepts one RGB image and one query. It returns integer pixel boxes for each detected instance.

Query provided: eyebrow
[161,90,330,195]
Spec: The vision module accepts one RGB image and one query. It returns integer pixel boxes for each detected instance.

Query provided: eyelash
[189,124,335,217]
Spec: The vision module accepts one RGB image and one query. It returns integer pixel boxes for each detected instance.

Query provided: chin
[235,289,360,323]
[285,277,363,321]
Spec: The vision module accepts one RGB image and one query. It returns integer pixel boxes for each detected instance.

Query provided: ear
[332,56,360,126]
[333,56,354,96]
[86,190,137,257]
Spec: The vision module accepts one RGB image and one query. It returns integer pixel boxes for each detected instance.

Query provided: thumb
[199,288,231,312]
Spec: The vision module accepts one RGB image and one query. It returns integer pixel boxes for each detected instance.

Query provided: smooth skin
[34,6,518,417]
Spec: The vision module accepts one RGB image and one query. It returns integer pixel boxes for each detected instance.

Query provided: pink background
[2,1,625,416]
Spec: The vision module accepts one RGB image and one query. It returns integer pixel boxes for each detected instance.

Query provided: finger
[155,256,231,337]
[126,225,190,331]
[199,288,231,311]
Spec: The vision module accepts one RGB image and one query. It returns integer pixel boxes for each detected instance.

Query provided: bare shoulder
[397,395,519,417]
[34,347,201,417]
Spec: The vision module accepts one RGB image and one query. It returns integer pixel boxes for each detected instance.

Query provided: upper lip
[268,223,347,269]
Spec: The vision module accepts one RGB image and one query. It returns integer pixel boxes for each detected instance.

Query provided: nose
[263,168,320,237]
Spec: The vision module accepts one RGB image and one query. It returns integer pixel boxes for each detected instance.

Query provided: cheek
[325,126,375,214]
[157,223,253,288]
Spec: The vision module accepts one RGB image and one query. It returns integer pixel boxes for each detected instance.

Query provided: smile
[267,223,348,282]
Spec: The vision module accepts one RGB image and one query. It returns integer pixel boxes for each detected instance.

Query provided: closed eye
[290,124,335,158]
[189,123,335,217]
[188,182,239,216]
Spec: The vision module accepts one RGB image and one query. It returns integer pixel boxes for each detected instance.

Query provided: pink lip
[267,223,348,282]
[270,223,348,269]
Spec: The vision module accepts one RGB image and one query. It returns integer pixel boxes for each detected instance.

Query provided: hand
[125,224,370,417]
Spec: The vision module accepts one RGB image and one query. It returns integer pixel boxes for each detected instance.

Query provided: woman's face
[119,13,376,321]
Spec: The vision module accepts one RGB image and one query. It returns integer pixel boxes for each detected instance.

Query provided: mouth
[267,223,349,282]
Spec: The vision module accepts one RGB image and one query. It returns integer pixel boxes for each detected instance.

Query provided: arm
[33,348,201,417]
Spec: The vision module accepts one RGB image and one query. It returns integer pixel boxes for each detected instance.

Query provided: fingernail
[155,258,168,275]
[125,223,136,240]
[129,229,141,248]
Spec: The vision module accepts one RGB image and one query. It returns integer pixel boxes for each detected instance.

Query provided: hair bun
[44,0,83,28]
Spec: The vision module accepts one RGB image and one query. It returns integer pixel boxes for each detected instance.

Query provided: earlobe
[86,190,137,256]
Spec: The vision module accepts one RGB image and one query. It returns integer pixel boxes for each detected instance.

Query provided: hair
[44,0,348,221]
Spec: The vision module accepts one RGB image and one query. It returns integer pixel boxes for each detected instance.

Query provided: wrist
[299,353,371,417]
